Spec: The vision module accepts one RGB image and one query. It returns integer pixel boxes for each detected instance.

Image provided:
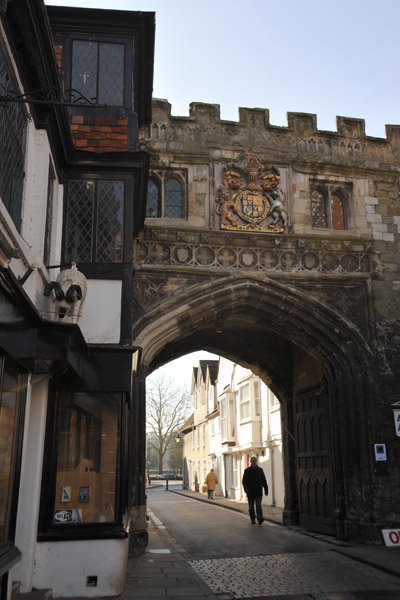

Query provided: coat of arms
[215,154,288,233]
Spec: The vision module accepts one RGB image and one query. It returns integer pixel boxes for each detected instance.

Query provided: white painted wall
[79,279,122,343]
[33,539,128,597]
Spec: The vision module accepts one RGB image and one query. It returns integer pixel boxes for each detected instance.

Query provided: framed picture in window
[79,486,90,502]
[61,485,71,502]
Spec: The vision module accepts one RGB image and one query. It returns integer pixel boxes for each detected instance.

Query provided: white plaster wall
[14,378,48,592]
[33,539,128,598]
[79,279,122,343]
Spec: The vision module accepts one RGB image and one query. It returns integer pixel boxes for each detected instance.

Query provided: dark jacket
[242,465,268,497]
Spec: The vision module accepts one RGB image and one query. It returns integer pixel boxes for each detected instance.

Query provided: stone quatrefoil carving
[135,240,376,275]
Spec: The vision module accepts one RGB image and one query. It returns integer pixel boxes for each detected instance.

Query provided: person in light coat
[205,469,218,499]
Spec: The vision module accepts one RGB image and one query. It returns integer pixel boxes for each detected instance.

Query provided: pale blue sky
[45,0,400,138]
[44,0,399,384]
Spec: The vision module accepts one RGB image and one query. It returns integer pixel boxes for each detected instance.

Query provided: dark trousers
[247,495,263,522]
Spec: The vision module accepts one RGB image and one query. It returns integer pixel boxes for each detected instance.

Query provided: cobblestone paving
[189,551,400,598]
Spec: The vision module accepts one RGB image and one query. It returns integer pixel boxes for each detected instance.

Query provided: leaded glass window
[96,181,124,262]
[0,44,27,231]
[146,178,160,217]
[145,171,186,220]
[65,180,94,263]
[311,183,350,230]
[311,189,328,228]
[71,40,124,106]
[64,179,124,264]
[165,178,183,218]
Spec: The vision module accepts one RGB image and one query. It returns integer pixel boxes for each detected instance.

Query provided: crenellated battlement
[148,98,400,145]
[142,99,400,172]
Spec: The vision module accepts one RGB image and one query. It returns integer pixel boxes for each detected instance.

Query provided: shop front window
[0,359,26,543]
[53,392,121,525]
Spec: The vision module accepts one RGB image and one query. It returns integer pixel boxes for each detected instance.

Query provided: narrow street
[145,483,400,600]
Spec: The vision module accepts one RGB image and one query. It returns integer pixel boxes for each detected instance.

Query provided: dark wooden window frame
[62,169,134,279]
[56,33,133,113]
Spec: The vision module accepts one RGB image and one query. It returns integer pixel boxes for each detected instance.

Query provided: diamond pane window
[96,181,124,262]
[0,44,27,231]
[65,181,94,263]
[165,178,183,218]
[311,189,328,228]
[71,40,124,106]
[71,40,98,101]
[99,44,124,105]
[64,179,124,264]
[146,178,160,217]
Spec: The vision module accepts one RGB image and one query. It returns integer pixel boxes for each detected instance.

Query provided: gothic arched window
[165,177,183,218]
[146,177,161,218]
[311,183,350,230]
[146,172,186,220]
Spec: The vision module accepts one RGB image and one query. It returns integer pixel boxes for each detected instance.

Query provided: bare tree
[146,371,192,474]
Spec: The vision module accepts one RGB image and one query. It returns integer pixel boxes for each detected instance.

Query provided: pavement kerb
[169,487,284,525]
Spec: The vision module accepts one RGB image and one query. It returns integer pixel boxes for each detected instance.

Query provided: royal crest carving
[215,154,288,233]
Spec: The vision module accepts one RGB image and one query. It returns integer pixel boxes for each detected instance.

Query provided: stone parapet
[140,99,400,172]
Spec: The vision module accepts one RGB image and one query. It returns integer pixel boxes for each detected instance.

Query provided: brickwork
[70,115,129,150]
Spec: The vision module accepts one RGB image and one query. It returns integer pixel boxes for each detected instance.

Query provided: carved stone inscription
[215,153,288,233]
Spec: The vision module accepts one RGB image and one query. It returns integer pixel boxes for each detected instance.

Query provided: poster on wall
[61,486,71,502]
[79,486,90,502]
[54,509,82,523]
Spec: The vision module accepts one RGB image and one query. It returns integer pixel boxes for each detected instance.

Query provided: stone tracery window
[146,171,185,219]
[311,182,350,230]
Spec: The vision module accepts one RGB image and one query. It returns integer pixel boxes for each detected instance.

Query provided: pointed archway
[133,275,377,541]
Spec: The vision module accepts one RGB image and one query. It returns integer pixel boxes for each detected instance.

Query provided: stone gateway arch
[131,99,400,544]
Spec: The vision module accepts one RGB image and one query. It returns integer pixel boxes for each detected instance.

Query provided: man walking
[242,456,268,524]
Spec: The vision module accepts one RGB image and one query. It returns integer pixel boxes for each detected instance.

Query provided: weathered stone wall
[139,98,400,379]
[136,99,400,538]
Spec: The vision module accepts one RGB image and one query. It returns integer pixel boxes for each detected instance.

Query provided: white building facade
[182,357,284,508]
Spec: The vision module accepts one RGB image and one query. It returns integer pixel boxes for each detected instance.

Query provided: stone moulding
[134,237,380,277]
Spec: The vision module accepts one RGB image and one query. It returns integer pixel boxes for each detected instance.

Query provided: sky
[45,0,400,139]
[44,0,400,383]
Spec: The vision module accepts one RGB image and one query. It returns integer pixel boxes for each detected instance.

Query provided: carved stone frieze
[134,235,381,277]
